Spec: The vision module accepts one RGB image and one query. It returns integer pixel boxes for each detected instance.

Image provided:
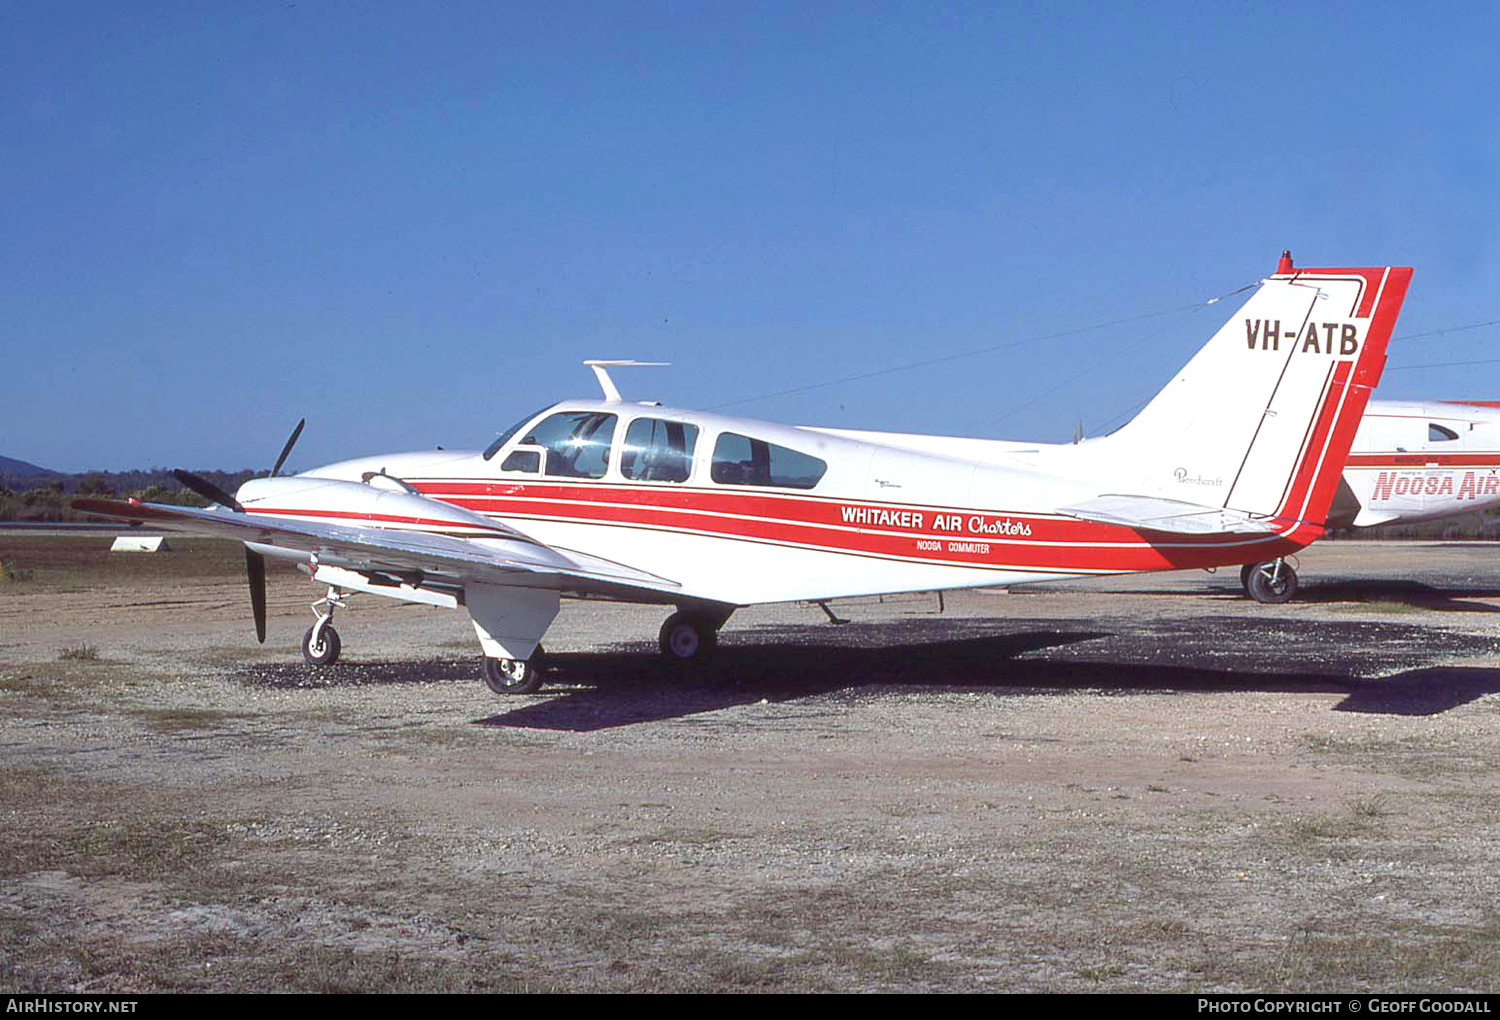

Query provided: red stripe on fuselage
[409,481,1311,574]
[1346,453,1500,468]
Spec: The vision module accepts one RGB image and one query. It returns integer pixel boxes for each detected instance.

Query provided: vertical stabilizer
[1099,253,1411,527]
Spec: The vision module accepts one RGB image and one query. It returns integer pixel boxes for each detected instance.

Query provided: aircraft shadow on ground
[470,618,1500,731]
[227,618,1500,727]
[1089,579,1500,613]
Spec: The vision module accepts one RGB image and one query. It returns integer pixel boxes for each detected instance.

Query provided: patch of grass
[0,671,49,697]
[126,707,259,733]
[0,929,540,993]
[0,535,247,593]
[225,944,533,993]
[614,935,949,992]
[876,802,943,819]
[702,953,840,992]
[0,769,240,894]
[0,914,43,990]
[0,661,140,704]
[1349,795,1390,819]
[1,557,34,583]
[1230,915,1500,992]
[613,826,745,850]
[57,643,98,661]
[1077,962,1126,984]
[1298,731,1480,780]
[1275,812,1371,847]
[63,817,230,880]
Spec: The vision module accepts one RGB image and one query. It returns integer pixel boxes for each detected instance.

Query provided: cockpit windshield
[482,405,555,461]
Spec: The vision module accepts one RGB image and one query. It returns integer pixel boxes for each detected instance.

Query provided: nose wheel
[301,585,347,665]
[301,623,341,665]
[482,645,547,696]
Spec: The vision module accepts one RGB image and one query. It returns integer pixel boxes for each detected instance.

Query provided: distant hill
[0,455,57,477]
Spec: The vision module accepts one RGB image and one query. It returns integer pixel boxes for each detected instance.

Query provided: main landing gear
[478,608,731,699]
[659,611,716,664]
[301,585,348,665]
[483,646,548,696]
[1240,558,1299,604]
[658,610,729,670]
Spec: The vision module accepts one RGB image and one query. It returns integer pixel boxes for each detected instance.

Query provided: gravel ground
[4,536,1500,992]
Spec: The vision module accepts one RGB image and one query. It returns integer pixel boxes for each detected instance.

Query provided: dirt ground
[4,534,1500,992]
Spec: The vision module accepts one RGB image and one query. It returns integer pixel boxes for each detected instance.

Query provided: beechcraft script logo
[1245,319,1364,356]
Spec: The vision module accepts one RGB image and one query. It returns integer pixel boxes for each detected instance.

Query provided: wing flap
[1057,494,1280,535]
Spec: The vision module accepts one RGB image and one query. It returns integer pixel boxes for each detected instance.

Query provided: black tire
[301,623,341,665]
[483,645,546,696]
[658,612,719,665]
[1245,561,1298,604]
[1239,562,1256,593]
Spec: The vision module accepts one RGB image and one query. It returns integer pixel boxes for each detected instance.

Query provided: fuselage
[1336,400,1500,528]
[263,398,1314,606]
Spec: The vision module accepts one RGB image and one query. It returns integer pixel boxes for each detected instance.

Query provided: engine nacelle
[236,475,513,538]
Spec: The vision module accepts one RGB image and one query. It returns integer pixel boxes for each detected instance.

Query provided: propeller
[271,419,305,478]
[171,419,306,645]
[245,547,267,643]
[172,469,243,511]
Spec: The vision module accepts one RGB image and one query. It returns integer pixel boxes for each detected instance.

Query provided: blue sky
[4,2,1498,472]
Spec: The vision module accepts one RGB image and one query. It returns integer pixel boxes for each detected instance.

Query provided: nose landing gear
[301,585,347,665]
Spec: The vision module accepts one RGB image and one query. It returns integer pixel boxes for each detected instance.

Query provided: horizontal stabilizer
[1057,495,1279,535]
[1351,507,1401,528]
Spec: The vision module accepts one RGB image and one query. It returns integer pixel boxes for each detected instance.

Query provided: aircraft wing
[1056,495,1280,536]
[73,497,681,600]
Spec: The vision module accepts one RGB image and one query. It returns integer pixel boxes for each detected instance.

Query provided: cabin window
[522,411,618,479]
[500,449,541,473]
[482,404,554,461]
[710,432,827,490]
[1429,423,1460,442]
[621,418,699,483]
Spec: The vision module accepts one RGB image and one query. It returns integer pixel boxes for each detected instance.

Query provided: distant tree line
[0,468,259,520]
[1330,516,1500,541]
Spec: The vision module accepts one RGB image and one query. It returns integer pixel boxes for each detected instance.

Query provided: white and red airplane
[1233,397,1500,601]
[79,253,1412,695]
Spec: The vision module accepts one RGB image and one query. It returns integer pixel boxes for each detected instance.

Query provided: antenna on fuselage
[583,360,670,403]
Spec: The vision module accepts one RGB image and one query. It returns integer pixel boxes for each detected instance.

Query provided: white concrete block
[110,535,170,553]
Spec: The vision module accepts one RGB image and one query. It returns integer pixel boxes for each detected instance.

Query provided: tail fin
[1099,253,1411,527]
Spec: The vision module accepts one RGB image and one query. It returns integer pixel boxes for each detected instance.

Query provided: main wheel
[483,645,547,696]
[301,623,341,665]
[658,612,718,665]
[1244,560,1298,604]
